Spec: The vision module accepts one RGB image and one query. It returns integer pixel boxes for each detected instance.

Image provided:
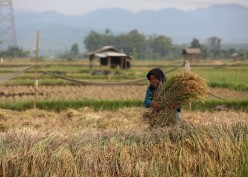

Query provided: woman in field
[144,68,181,119]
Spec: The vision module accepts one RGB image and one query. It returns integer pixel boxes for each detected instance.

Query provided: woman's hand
[168,103,180,110]
[150,101,160,111]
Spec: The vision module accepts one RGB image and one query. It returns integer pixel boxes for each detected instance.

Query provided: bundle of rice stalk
[143,71,209,128]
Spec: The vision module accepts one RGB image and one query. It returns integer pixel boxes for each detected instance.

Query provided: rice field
[1,107,247,133]
[0,86,248,101]
[0,59,248,176]
[1,108,248,176]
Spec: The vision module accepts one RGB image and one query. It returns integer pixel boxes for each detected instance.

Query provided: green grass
[0,99,248,112]
[209,82,248,91]
[0,99,143,111]
[189,100,248,112]
[193,66,248,91]
[1,62,248,91]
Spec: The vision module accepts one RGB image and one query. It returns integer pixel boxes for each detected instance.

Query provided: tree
[70,43,79,56]
[105,28,112,36]
[190,38,202,49]
[84,31,105,51]
[59,43,81,60]
[240,48,248,60]
[116,30,146,59]
[0,46,29,58]
[147,35,173,59]
[84,30,116,52]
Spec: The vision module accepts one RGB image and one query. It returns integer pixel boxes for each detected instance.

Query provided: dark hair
[146,68,166,83]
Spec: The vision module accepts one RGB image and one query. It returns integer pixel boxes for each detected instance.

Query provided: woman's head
[146,68,166,88]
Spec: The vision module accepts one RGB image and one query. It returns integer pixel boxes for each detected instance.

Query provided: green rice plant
[0,99,247,113]
[2,79,72,86]
[189,100,248,112]
[0,99,143,111]
[39,99,143,112]
[1,62,248,89]
[0,98,248,112]
[210,82,248,91]
[193,66,248,91]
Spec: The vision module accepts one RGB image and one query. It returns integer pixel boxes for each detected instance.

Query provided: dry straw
[143,71,209,128]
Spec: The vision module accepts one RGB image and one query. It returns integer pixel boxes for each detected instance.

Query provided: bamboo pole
[34,31,39,109]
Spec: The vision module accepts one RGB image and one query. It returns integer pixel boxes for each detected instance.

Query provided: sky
[13,0,248,15]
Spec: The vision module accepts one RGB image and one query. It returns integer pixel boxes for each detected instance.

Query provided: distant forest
[1,29,248,60]
[82,29,248,60]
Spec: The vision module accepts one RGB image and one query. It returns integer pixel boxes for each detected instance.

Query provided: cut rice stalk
[143,71,209,128]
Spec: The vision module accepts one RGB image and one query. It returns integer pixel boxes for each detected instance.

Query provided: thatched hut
[87,46,132,69]
[182,48,201,62]
[231,52,240,61]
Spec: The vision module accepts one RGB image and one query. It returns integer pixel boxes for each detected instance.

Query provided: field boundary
[0,99,247,112]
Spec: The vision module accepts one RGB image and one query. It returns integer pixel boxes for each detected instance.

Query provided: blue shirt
[144,85,154,108]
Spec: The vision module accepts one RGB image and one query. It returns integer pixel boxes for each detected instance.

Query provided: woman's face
[149,75,160,88]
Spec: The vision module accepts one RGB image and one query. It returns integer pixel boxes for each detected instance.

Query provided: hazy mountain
[14,4,248,55]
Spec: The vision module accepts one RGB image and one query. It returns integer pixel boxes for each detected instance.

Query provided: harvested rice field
[0,107,247,133]
[0,85,248,101]
[1,107,248,176]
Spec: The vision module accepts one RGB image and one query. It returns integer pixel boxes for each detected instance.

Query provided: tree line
[0,46,29,58]
[84,29,174,60]
[83,29,248,60]
[1,29,248,60]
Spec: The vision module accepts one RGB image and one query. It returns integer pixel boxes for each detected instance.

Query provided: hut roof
[87,45,132,59]
[231,52,239,57]
[87,46,119,55]
[95,51,127,58]
[182,48,201,55]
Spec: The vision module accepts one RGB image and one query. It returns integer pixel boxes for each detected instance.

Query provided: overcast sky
[13,0,248,15]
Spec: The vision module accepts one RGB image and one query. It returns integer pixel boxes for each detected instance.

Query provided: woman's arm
[144,86,152,108]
